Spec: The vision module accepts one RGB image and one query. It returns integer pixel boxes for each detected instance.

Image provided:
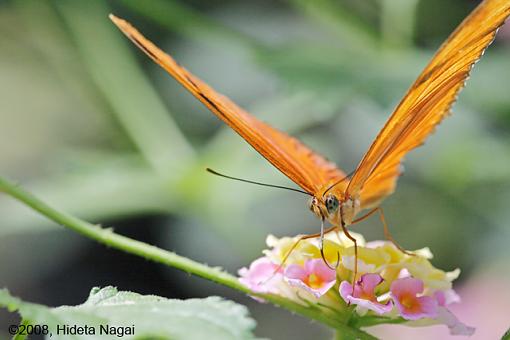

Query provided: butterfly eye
[308,197,318,212]
[325,195,339,214]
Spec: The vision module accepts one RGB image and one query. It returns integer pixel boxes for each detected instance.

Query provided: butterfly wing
[110,15,347,195]
[346,0,510,209]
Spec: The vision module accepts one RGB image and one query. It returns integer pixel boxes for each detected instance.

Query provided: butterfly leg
[377,207,414,256]
[351,207,415,256]
[351,207,414,256]
[339,222,358,297]
[351,207,378,224]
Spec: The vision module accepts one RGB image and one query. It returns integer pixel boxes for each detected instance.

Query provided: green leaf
[0,286,259,340]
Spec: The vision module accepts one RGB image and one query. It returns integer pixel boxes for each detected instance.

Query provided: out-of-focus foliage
[0,286,258,340]
[0,0,509,339]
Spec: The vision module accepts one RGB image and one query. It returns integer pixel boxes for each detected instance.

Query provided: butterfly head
[308,194,339,221]
[309,193,360,226]
[325,194,340,215]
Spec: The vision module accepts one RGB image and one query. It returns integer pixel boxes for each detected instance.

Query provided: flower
[434,289,461,306]
[436,307,475,336]
[390,277,438,320]
[339,273,393,314]
[264,234,320,265]
[238,257,283,295]
[402,255,460,291]
[341,246,390,274]
[284,259,336,298]
[238,231,474,336]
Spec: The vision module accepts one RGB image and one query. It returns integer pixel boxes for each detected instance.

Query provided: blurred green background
[1,0,509,339]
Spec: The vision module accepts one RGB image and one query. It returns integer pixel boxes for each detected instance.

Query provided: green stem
[353,315,406,328]
[0,176,375,340]
[333,329,349,340]
[0,176,240,291]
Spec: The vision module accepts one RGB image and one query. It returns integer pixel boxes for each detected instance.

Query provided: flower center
[359,291,376,302]
[306,273,323,289]
[400,294,419,311]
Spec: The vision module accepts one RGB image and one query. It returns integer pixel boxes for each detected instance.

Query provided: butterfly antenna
[322,170,355,198]
[206,168,313,196]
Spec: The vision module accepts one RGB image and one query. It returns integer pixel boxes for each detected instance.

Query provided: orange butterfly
[110,0,510,273]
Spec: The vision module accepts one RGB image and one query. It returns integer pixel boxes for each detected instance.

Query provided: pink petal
[434,289,461,306]
[359,273,384,293]
[436,307,475,336]
[306,259,336,282]
[354,297,393,315]
[392,295,437,320]
[392,295,438,320]
[417,295,439,318]
[339,280,365,300]
[284,264,308,281]
[284,259,337,298]
[287,277,336,298]
[339,280,354,301]
[238,257,282,294]
[339,281,393,314]
[391,277,424,298]
[391,278,438,320]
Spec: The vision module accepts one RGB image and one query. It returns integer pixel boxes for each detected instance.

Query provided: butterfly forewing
[347,0,510,210]
[110,15,347,196]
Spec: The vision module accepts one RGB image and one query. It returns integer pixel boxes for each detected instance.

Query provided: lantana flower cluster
[238,231,474,336]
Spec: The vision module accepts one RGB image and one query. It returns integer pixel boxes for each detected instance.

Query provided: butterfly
[110,0,510,272]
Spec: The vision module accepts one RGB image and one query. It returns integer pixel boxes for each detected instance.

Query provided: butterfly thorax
[337,197,361,226]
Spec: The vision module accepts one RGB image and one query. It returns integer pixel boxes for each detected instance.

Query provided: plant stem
[333,329,348,340]
[0,176,375,339]
[0,176,241,291]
